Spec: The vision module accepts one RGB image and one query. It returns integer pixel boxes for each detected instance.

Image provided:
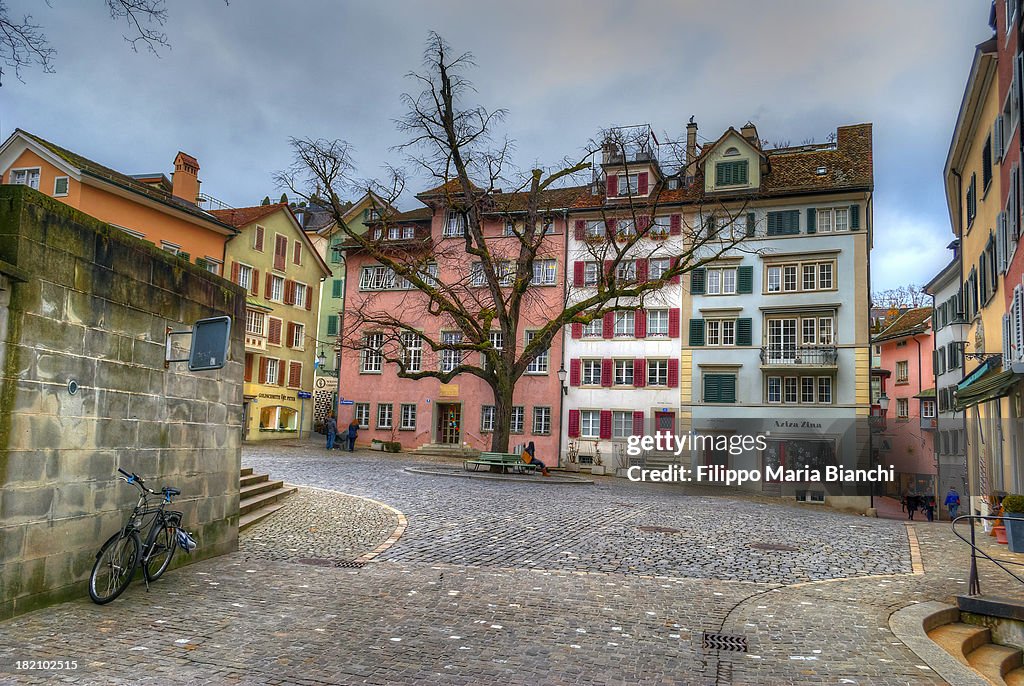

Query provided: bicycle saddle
[162,487,181,496]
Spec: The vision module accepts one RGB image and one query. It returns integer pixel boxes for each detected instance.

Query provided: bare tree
[279,33,755,452]
[872,284,930,309]
[0,0,226,85]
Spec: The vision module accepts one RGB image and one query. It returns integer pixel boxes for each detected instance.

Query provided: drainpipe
[558,207,570,468]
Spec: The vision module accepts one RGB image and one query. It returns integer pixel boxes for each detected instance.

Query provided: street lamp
[557,364,568,395]
[878,392,890,412]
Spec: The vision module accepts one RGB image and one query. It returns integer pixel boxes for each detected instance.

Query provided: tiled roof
[391,207,433,222]
[210,203,288,227]
[761,124,873,195]
[14,129,234,233]
[873,306,932,343]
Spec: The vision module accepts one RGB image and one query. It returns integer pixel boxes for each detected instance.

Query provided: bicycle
[88,468,195,604]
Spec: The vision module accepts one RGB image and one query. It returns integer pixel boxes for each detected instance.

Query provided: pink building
[335,185,577,460]
[872,307,936,496]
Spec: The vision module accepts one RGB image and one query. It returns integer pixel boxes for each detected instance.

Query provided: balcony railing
[245,332,267,352]
[759,345,839,367]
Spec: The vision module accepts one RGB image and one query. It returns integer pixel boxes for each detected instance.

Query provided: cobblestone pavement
[0,440,1016,685]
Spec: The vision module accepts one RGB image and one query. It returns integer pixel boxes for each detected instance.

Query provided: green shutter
[737,160,748,184]
[806,208,816,234]
[327,315,339,336]
[703,374,720,402]
[716,163,727,186]
[849,204,860,230]
[691,268,706,294]
[332,279,344,298]
[720,375,736,403]
[767,212,780,235]
[689,318,705,347]
[736,318,752,346]
[746,212,756,237]
[737,266,753,294]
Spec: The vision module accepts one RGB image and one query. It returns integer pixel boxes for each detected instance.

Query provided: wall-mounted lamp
[556,364,568,395]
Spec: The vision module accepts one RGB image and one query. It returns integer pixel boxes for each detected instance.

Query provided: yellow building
[214,203,331,440]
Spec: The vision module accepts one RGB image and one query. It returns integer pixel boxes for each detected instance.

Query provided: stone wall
[0,185,244,620]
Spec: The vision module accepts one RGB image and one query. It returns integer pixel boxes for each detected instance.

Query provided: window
[716,160,748,186]
[504,219,516,236]
[818,318,834,344]
[377,403,393,429]
[53,176,69,196]
[614,359,634,386]
[400,404,417,430]
[706,267,737,295]
[331,279,344,299]
[706,319,736,346]
[402,332,422,372]
[649,258,671,279]
[817,377,833,404]
[584,262,600,286]
[967,173,977,228]
[614,311,635,337]
[291,322,304,349]
[818,263,834,290]
[245,309,265,336]
[895,361,909,384]
[388,226,401,240]
[532,259,556,285]
[533,407,551,435]
[816,208,849,233]
[470,262,486,287]
[361,333,383,373]
[800,377,815,404]
[481,406,495,432]
[444,211,467,237]
[440,332,463,372]
[784,377,798,403]
[237,263,254,291]
[784,266,797,291]
[485,330,504,369]
[293,282,308,308]
[582,319,602,338]
[647,360,668,386]
[10,168,40,189]
[402,225,415,239]
[650,217,671,237]
[612,411,633,438]
[766,210,800,235]
[647,310,669,336]
[580,410,601,438]
[703,373,737,403]
[921,399,936,419]
[201,257,222,276]
[803,264,816,291]
[327,315,339,337]
[161,241,181,255]
[767,376,782,403]
[355,403,370,429]
[273,234,288,271]
[265,358,280,385]
[615,261,636,283]
[525,331,548,374]
[764,260,836,293]
[511,406,525,434]
[585,220,606,239]
[616,219,637,238]
[896,398,909,419]
[582,359,602,385]
[270,275,285,302]
[767,266,782,293]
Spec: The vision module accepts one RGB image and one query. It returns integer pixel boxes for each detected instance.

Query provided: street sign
[340,399,354,405]
[297,391,312,399]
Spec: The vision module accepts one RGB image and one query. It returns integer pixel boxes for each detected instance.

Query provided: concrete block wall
[0,185,245,619]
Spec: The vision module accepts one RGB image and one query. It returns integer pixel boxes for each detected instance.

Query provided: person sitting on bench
[522,441,550,477]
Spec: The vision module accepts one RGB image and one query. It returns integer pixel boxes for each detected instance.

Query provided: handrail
[951,514,1024,595]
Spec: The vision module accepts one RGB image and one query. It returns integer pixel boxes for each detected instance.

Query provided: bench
[464,451,540,474]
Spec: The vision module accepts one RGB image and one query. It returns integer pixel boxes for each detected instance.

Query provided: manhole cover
[748,543,799,552]
[637,526,680,534]
[295,558,366,568]
[702,632,748,653]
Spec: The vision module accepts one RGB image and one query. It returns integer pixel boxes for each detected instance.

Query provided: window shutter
[638,172,649,195]
[704,374,720,402]
[252,269,260,296]
[574,261,585,286]
[689,318,705,346]
[736,318,752,346]
[607,174,618,196]
[767,212,779,236]
[603,312,614,338]
[604,260,614,281]
[634,310,647,338]
[287,322,296,348]
[1004,314,1013,371]
[668,308,680,338]
[638,216,651,233]
[305,288,313,311]
[570,358,581,386]
[667,359,679,388]
[327,315,338,336]
[332,279,343,298]
[691,268,706,294]
[259,357,268,384]
[293,240,302,265]
[632,411,645,436]
[996,115,1005,160]
[265,273,272,295]
[255,225,265,251]
[574,220,586,241]
[571,322,583,339]
[1015,285,1024,361]
[670,257,681,284]
[601,358,613,387]
[746,212,755,237]
[670,214,682,235]
[633,359,645,387]
[231,261,240,284]
[244,354,253,382]
[849,204,860,230]
[284,280,295,305]
[279,360,286,386]
[720,375,736,403]
[998,212,1007,274]
[568,409,580,438]
[636,259,648,283]
[599,410,612,439]
[806,208,816,234]
[607,218,618,235]
[737,265,753,294]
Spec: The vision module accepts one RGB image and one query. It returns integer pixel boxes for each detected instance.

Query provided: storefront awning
[954,367,1021,411]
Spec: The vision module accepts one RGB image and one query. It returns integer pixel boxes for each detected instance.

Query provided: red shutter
[231,261,240,284]
[636,259,648,284]
[607,218,617,236]
[668,308,680,338]
[251,269,260,296]
[599,410,612,439]
[268,319,281,345]
[604,260,614,280]
[290,361,301,387]
[571,322,583,339]
[601,358,613,387]
[293,240,302,265]
[287,323,296,348]
[574,261,584,286]
[279,359,286,386]
[638,216,651,233]
[265,273,272,295]
[670,257,680,284]
[574,220,586,240]
[670,214,682,235]
[632,411,645,436]
[607,174,618,196]
[638,172,649,195]
[570,358,581,386]
[568,409,580,438]
[602,312,614,339]
[244,353,253,382]
[274,235,287,271]
[305,287,313,311]
[633,359,645,387]
[255,225,265,252]
[667,359,679,388]
[259,357,269,384]
[284,280,295,305]
[634,310,646,338]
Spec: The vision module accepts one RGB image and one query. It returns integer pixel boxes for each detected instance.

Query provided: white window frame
[270,275,285,302]
[580,410,601,438]
[400,403,417,430]
[444,211,467,237]
[613,359,634,386]
[582,319,602,338]
[354,403,370,429]
[647,359,668,386]
[293,281,308,308]
[245,310,266,337]
[10,167,40,189]
[612,411,633,439]
[532,407,551,435]
[525,330,548,374]
[584,262,600,286]
[53,175,69,197]
[377,403,393,429]
[265,358,280,385]
[532,259,557,285]
[361,333,384,373]
[481,406,496,432]
[291,322,305,349]
[582,359,602,386]
[237,263,254,291]
[440,331,463,373]
[613,311,635,338]
[647,309,669,337]
[649,257,671,279]
[706,319,736,346]
[402,332,422,372]
[510,406,525,434]
[616,261,636,283]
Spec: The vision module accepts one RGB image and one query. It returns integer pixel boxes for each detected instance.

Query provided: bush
[1002,494,1024,513]
[384,441,401,453]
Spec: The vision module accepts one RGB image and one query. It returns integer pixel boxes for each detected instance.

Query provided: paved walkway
[0,440,1019,685]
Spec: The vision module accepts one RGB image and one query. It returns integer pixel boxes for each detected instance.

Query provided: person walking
[945,487,961,519]
[325,414,337,450]
[906,493,919,521]
[346,419,359,451]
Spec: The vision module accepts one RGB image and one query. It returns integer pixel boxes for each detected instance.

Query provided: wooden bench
[464,451,540,474]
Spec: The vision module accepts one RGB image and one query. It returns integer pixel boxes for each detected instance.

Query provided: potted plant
[590,442,605,476]
[565,440,580,472]
[1001,494,1024,552]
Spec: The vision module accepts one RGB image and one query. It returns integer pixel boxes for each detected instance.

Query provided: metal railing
[951,515,1024,595]
[759,345,839,366]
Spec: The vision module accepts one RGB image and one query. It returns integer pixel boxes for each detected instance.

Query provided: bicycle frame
[115,470,180,589]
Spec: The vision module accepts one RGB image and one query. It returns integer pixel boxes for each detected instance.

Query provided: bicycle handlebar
[117,468,158,495]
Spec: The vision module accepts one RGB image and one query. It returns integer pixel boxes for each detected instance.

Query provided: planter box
[590,465,606,476]
[565,462,580,473]
[370,440,384,451]
[1005,515,1024,553]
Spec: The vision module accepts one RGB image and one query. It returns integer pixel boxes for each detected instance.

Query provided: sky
[1,0,993,291]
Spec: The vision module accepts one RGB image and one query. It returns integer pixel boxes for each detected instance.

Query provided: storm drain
[295,558,366,568]
[637,525,680,534]
[748,542,799,552]
[702,632,748,653]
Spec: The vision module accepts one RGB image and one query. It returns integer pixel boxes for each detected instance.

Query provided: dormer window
[724,147,740,157]
[715,160,748,187]
[608,172,649,197]
[444,211,467,237]
[619,174,639,196]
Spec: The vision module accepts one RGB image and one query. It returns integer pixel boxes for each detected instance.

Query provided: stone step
[239,484,297,517]
[240,479,284,500]
[968,643,1023,684]
[240,467,253,477]
[1007,666,1024,686]
[928,622,993,664]
[241,473,269,488]
[239,501,288,531]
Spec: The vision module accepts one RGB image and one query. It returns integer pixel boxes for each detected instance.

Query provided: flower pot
[566,462,580,473]
[995,525,1009,545]
[590,465,606,476]
[1004,515,1024,553]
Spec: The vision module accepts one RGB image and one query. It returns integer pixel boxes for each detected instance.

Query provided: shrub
[1002,494,1024,513]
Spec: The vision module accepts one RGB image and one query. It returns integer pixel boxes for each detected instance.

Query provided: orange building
[0,129,236,273]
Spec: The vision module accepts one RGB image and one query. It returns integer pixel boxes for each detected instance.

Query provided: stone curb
[888,600,989,686]
[906,523,926,574]
[403,466,594,484]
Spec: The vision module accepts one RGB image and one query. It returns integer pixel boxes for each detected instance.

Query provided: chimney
[685,117,698,165]
[740,121,759,145]
[172,151,201,203]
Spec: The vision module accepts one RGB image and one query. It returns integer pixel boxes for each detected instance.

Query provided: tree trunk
[490,375,515,452]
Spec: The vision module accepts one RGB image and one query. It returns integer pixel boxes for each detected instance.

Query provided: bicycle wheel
[89,530,140,604]
[143,523,177,582]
